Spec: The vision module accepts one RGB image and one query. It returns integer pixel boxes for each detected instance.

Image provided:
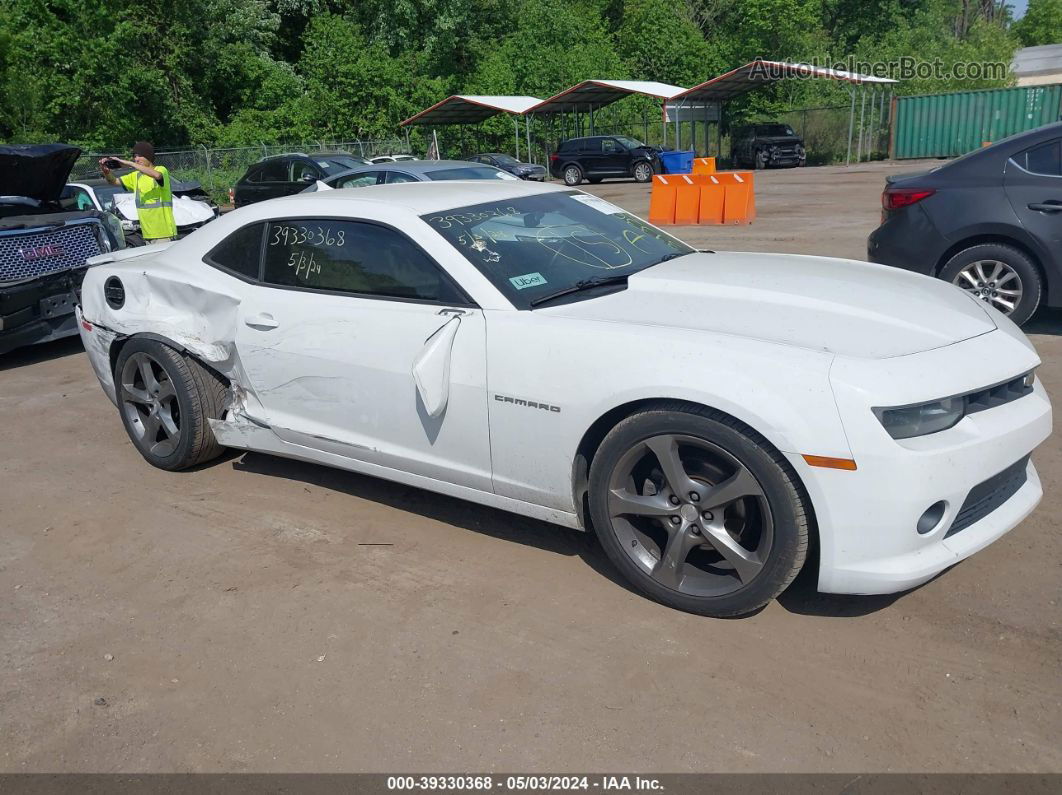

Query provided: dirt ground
[2,161,1060,773]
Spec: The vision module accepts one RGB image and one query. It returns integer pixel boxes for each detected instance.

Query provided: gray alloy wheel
[563,165,583,186]
[606,434,773,596]
[939,243,1042,326]
[952,259,1023,315]
[633,161,653,183]
[754,149,769,169]
[114,337,229,470]
[588,405,808,617]
[121,351,183,459]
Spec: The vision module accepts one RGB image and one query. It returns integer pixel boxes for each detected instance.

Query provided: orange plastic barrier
[648,174,678,225]
[648,170,755,225]
[698,175,725,224]
[673,174,704,225]
[692,157,716,175]
[716,171,755,224]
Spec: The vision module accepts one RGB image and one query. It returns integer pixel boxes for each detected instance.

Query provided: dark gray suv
[548,136,659,186]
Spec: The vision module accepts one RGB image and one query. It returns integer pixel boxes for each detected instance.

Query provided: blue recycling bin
[658,150,694,174]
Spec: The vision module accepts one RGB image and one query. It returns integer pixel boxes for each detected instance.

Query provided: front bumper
[797,328,1051,595]
[0,270,85,354]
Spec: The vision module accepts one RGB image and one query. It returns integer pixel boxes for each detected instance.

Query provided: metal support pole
[589,105,595,136]
[846,87,856,165]
[514,117,520,160]
[856,88,867,163]
[525,115,532,165]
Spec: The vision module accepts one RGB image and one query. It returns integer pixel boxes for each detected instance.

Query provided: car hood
[756,136,802,145]
[544,252,996,359]
[0,144,82,203]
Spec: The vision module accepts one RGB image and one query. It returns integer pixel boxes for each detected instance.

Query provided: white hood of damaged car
[545,252,996,359]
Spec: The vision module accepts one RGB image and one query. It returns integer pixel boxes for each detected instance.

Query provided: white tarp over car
[112,192,215,227]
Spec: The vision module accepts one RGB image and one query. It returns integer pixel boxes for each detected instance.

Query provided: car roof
[327,160,506,180]
[280,179,569,215]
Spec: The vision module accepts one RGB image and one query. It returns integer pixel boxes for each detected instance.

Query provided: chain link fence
[71,139,408,204]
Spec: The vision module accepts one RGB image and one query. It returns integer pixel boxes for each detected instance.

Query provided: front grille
[945,455,1030,538]
[965,374,1033,415]
[0,223,102,282]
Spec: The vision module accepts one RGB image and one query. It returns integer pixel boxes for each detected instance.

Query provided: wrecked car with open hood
[77,180,1050,618]
[1,144,124,354]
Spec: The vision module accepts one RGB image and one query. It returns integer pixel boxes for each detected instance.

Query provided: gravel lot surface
[2,160,1059,772]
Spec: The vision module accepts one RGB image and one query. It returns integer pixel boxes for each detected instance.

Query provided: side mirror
[300,172,316,182]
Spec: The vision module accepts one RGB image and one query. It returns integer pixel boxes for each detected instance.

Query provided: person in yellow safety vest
[98,141,177,243]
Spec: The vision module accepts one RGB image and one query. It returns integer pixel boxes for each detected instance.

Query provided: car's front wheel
[588,405,809,617]
[563,165,584,186]
[115,338,228,471]
[939,243,1042,326]
[754,149,769,169]
[633,161,653,183]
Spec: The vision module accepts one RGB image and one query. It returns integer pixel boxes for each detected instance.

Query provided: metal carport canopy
[530,80,687,114]
[670,60,896,102]
[400,95,543,126]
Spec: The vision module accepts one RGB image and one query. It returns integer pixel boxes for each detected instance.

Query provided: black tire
[562,164,583,186]
[114,337,228,471]
[632,161,653,183]
[754,149,769,169]
[938,243,1042,326]
[588,404,809,618]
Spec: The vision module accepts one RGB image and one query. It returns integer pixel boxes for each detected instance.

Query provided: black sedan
[868,122,1061,326]
[466,153,546,181]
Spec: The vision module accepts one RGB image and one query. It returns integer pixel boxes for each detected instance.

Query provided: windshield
[92,184,127,210]
[423,191,693,309]
[492,154,519,165]
[756,124,795,137]
[614,135,646,150]
[321,156,368,172]
[426,166,517,181]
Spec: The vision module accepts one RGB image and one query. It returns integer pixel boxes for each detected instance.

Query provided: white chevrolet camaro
[77,180,1052,617]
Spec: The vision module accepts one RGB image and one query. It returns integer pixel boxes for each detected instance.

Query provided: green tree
[1012,0,1062,46]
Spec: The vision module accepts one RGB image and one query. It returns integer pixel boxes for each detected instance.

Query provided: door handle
[244,312,279,330]
[437,308,468,317]
[1027,202,1062,213]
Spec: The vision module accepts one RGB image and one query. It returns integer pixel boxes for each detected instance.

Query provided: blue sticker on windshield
[509,272,547,290]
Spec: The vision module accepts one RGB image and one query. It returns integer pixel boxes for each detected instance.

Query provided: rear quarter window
[203,222,265,279]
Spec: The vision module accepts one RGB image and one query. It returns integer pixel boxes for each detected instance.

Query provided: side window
[385,171,418,184]
[579,139,597,152]
[250,161,287,182]
[291,161,320,182]
[337,171,381,188]
[203,222,265,279]
[1022,141,1061,177]
[262,219,465,303]
[602,138,620,153]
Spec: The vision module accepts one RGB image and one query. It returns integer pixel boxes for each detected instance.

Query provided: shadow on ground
[0,336,84,372]
[1026,307,1062,337]
[233,451,898,620]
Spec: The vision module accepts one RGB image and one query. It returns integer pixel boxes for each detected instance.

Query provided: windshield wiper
[656,250,696,264]
[528,274,630,308]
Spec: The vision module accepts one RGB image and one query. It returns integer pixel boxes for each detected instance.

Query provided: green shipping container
[892,84,1062,159]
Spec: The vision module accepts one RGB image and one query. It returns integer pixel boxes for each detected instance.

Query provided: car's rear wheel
[633,161,653,183]
[115,338,228,471]
[563,165,583,186]
[588,405,808,617]
[939,243,1042,326]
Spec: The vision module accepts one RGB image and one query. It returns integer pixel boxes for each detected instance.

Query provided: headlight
[874,396,965,439]
[103,212,126,249]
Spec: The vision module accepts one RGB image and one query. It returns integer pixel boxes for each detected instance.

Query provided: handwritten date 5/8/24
[270,224,346,248]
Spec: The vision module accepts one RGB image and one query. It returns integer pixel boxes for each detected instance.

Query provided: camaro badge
[494,394,560,413]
